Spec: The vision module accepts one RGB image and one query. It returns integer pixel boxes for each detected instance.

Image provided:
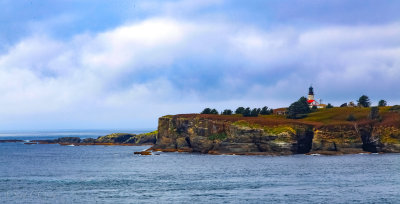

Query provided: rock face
[153,116,314,155]
[154,115,400,155]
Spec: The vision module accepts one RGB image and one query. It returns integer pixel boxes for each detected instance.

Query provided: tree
[242,107,251,117]
[326,103,334,108]
[201,108,211,114]
[222,109,232,115]
[369,107,380,120]
[235,107,245,114]
[210,109,218,115]
[287,97,311,119]
[260,106,271,115]
[357,95,371,107]
[378,100,387,107]
[250,108,259,117]
[340,103,348,107]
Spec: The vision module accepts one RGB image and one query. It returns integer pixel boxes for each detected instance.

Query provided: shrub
[326,103,334,108]
[369,107,380,120]
[389,105,400,112]
[311,106,318,112]
[340,103,348,107]
[208,133,227,140]
[346,114,356,121]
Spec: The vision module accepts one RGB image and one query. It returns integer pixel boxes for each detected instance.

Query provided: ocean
[0,130,399,203]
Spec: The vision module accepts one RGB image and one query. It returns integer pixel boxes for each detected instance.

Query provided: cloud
[0,15,400,129]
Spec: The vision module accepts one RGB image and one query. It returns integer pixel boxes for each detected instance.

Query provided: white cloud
[0,17,400,129]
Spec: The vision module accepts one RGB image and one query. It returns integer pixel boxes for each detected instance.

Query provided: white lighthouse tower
[307,86,322,108]
[308,86,315,101]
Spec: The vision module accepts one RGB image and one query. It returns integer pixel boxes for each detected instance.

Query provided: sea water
[0,131,399,204]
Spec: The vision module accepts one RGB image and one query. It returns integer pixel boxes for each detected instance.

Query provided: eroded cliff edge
[152,112,400,155]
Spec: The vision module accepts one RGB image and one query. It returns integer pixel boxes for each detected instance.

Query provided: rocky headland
[152,107,400,155]
[2,107,400,156]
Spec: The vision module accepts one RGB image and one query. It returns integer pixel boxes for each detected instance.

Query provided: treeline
[287,94,389,119]
[201,106,273,117]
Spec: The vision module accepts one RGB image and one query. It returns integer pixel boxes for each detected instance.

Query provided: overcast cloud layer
[0,0,400,130]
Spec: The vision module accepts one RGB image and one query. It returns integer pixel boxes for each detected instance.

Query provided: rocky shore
[151,110,400,155]
[0,131,158,146]
[2,107,400,156]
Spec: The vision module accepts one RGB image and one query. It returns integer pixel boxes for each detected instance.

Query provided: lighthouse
[307,86,325,108]
[308,86,314,101]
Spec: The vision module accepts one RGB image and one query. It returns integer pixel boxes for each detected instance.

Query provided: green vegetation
[378,100,387,107]
[201,108,218,114]
[96,133,135,143]
[369,107,380,120]
[326,103,334,108]
[287,96,310,119]
[233,120,262,129]
[340,103,347,107]
[311,106,318,111]
[260,106,273,115]
[346,114,356,121]
[389,105,400,112]
[208,132,227,140]
[222,109,233,115]
[357,95,371,107]
[264,125,296,135]
[235,107,245,114]
[141,130,158,136]
[303,107,370,124]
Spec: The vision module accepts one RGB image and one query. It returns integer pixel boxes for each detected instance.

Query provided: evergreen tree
[201,108,211,114]
[378,100,387,107]
[326,103,334,108]
[340,103,348,107]
[210,109,219,115]
[235,107,245,114]
[357,95,371,107]
[222,109,233,115]
[286,97,311,119]
[260,106,271,115]
[242,107,251,117]
[250,108,259,117]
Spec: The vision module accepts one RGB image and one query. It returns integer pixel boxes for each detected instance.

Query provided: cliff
[153,107,400,155]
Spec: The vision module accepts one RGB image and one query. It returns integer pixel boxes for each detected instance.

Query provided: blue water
[0,131,399,203]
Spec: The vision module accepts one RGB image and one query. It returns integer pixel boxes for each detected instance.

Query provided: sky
[0,0,400,130]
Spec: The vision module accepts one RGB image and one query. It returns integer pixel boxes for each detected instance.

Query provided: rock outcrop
[31,131,158,146]
[153,115,314,155]
[153,114,400,155]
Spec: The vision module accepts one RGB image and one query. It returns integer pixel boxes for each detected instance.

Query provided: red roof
[307,100,315,103]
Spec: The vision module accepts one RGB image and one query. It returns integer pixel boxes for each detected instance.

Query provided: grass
[173,106,400,128]
[208,133,227,141]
